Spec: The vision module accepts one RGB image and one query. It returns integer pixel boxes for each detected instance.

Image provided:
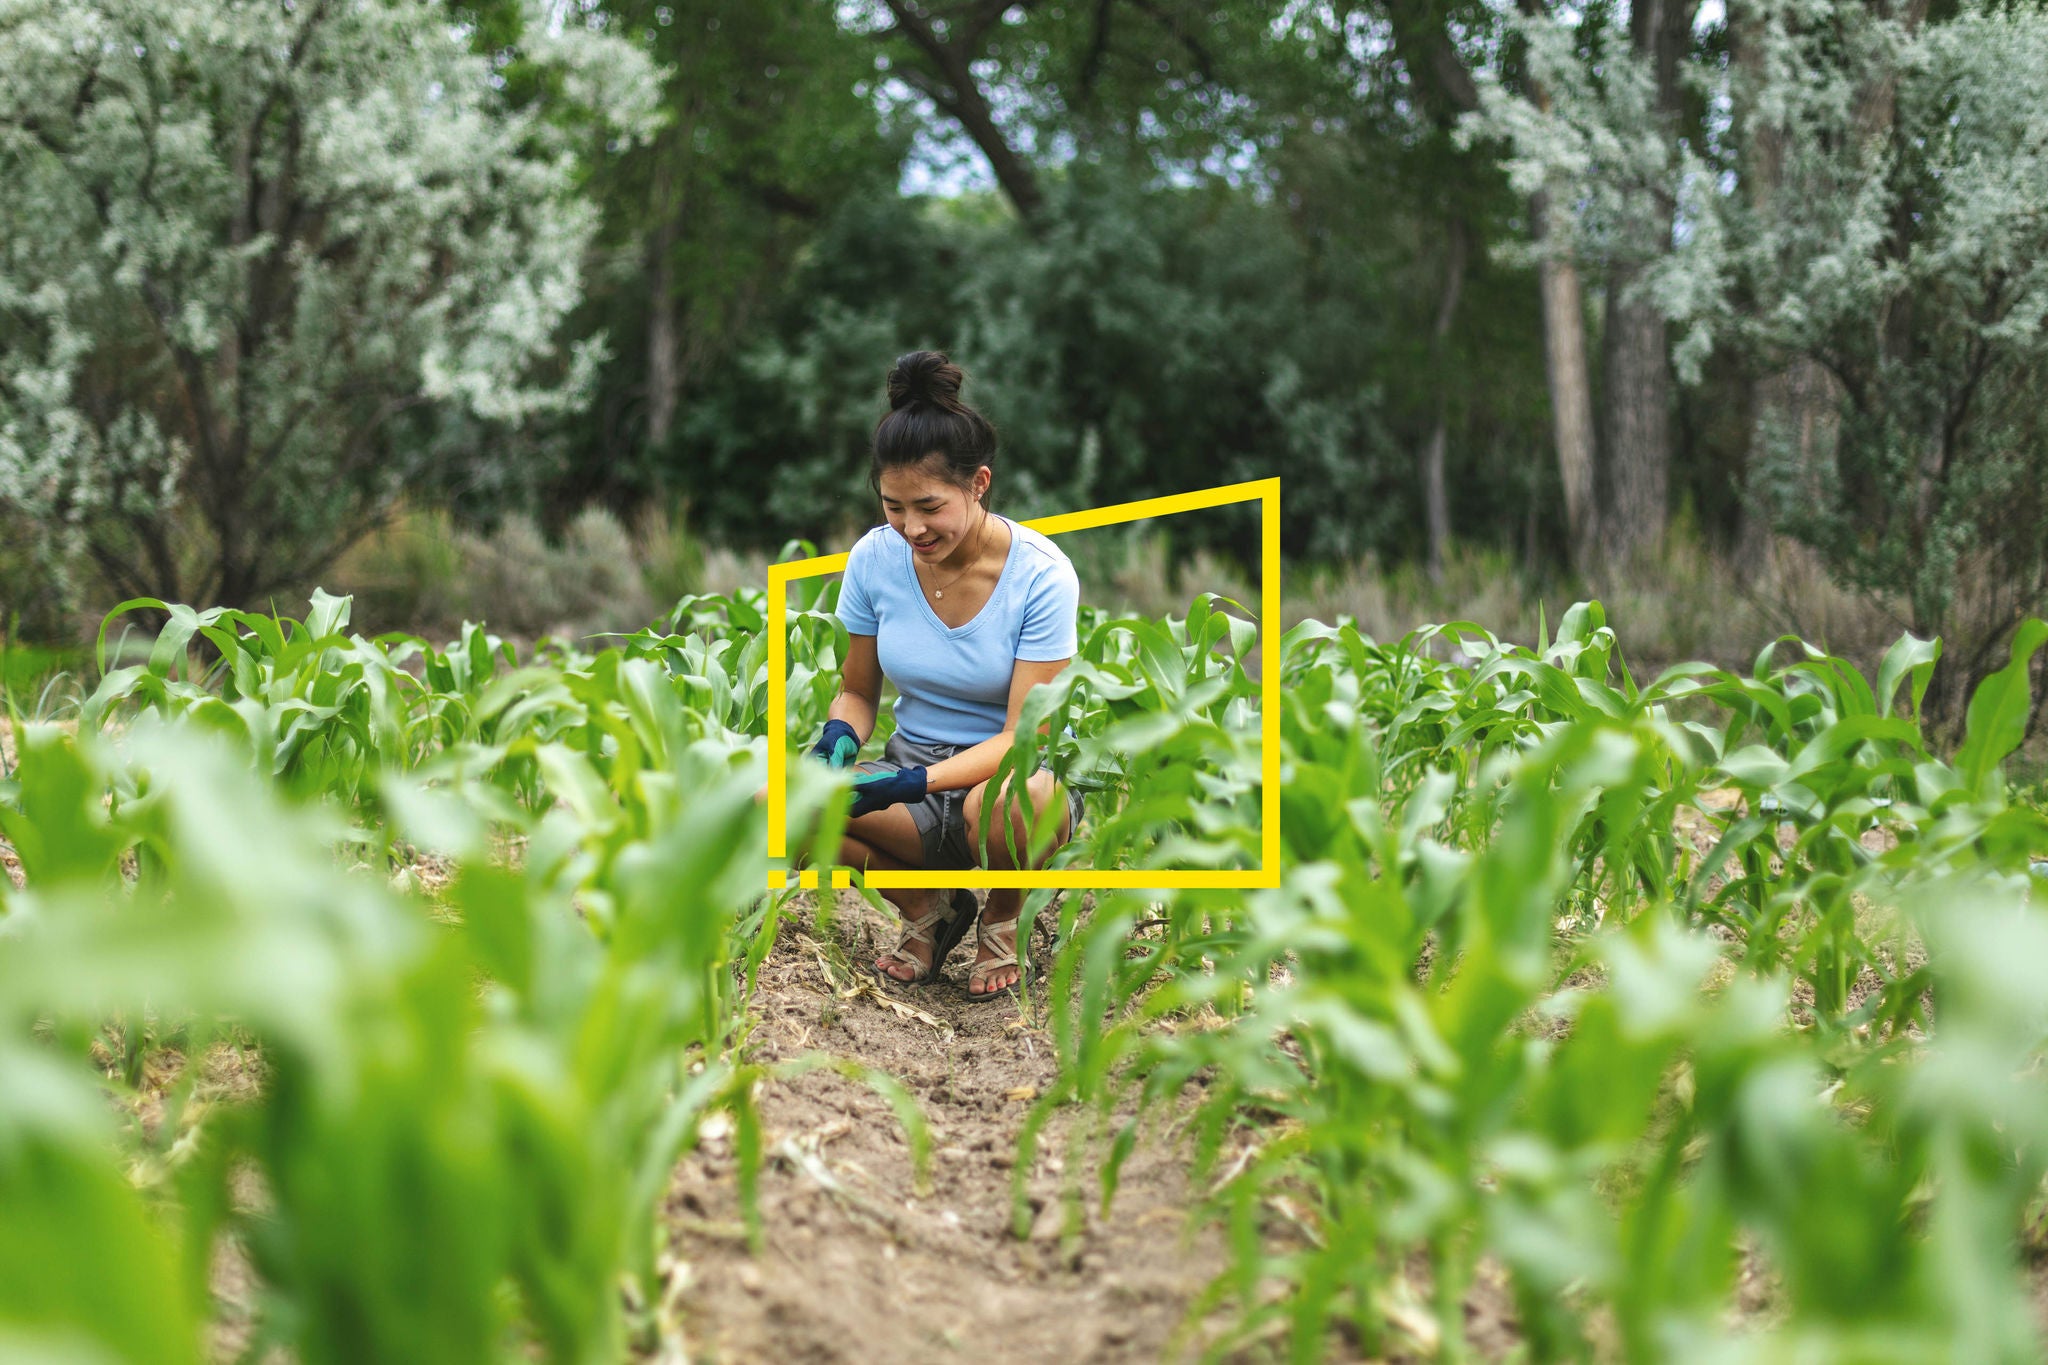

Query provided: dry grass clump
[1076,523,1912,683]
[266,502,2034,746]
[320,502,812,641]
[326,502,659,638]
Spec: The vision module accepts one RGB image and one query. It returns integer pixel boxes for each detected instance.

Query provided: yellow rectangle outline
[768,477,1280,890]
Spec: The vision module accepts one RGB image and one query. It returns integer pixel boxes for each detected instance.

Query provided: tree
[870,0,1051,219]
[1380,0,1484,581]
[0,0,654,611]
[615,1,898,452]
[1482,0,2048,716]
[1700,0,2048,720]
[1268,0,1557,580]
[1597,0,1695,564]
[455,0,905,518]
[1515,0,1600,571]
[842,0,1269,223]
[1473,0,1709,566]
[727,1,1551,576]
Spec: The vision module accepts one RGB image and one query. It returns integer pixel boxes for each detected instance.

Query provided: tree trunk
[1516,0,1601,571]
[1423,218,1467,582]
[1530,187,1599,569]
[1422,424,1451,585]
[1730,5,1783,567]
[1737,357,1838,566]
[1599,0,1693,564]
[1376,0,1482,581]
[646,143,681,451]
[884,0,1045,220]
[1727,0,1858,571]
[1601,263,1671,562]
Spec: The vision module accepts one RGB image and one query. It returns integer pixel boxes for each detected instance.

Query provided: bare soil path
[661,889,1237,1364]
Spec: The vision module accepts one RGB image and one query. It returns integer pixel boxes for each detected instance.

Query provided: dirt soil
[661,887,1252,1365]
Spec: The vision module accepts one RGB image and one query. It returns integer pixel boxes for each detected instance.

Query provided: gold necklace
[919,510,991,600]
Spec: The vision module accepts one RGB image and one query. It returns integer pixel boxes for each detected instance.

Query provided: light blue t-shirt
[837,515,1081,747]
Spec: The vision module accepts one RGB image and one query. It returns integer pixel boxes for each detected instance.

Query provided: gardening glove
[809,718,861,769]
[849,766,927,819]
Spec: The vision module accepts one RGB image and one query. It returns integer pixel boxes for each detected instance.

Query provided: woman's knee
[845,807,924,866]
[968,772,1067,869]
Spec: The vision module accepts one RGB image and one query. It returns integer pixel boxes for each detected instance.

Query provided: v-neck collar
[904,514,1020,639]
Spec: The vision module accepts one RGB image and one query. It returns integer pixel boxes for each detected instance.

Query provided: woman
[806,350,1083,999]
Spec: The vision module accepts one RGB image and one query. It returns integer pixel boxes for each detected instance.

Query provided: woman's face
[878,460,989,563]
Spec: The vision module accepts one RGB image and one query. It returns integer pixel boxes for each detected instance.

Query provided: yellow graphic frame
[767,477,1280,891]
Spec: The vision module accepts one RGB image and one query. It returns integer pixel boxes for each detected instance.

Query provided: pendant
[935,589,944,599]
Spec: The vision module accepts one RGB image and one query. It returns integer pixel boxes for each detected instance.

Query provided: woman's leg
[841,807,950,982]
[961,770,1073,996]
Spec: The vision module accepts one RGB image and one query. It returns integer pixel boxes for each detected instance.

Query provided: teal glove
[809,719,860,769]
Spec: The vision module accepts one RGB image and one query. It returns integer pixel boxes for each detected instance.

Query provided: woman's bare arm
[831,634,883,743]
[921,656,1070,793]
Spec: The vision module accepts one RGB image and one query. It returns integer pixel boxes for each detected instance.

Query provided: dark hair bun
[887,350,967,412]
[870,349,999,502]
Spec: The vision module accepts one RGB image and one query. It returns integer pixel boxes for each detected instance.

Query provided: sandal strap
[971,914,1022,981]
[880,897,961,969]
[877,946,923,970]
[902,904,948,942]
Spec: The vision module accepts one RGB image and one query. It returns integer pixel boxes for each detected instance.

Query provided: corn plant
[1027,602,2048,1361]
[0,589,907,1362]
[10,579,2048,1363]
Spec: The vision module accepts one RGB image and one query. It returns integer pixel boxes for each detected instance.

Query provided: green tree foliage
[838,0,1276,216]
[1263,0,1552,576]
[7,0,2040,683]
[674,175,1423,564]
[665,1,1552,575]
[478,0,907,517]
[0,0,655,611]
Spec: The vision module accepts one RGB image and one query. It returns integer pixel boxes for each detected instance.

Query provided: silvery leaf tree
[1477,0,2048,725]
[0,0,657,614]
[1709,0,2048,722]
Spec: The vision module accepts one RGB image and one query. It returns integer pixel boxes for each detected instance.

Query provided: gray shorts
[857,731,1085,872]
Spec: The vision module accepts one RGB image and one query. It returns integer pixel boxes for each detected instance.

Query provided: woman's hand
[849,766,926,818]
[809,718,861,768]
[756,718,863,803]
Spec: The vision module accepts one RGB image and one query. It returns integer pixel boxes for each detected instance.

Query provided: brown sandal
[874,889,977,986]
[966,909,1022,1000]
